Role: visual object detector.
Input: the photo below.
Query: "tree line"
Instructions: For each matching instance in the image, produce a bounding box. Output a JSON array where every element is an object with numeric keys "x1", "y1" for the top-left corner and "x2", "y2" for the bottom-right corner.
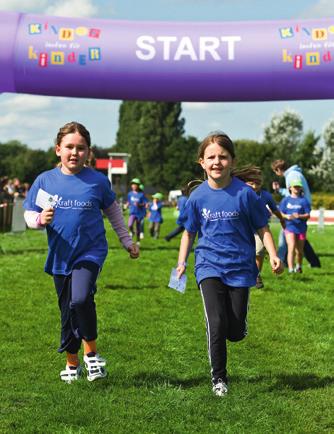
[{"x1": 1, "y1": 102, "x2": 334, "y2": 193}]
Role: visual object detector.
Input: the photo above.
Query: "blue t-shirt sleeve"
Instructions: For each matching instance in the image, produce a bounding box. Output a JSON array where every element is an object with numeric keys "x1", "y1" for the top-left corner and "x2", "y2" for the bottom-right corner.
[
  {"x1": 265, "y1": 191, "x2": 278, "y2": 212},
  {"x1": 23, "y1": 175, "x2": 43, "y2": 212},
  {"x1": 279, "y1": 197, "x2": 287, "y2": 213},
  {"x1": 182, "y1": 197, "x2": 200, "y2": 233},
  {"x1": 302, "y1": 198, "x2": 311, "y2": 214},
  {"x1": 243, "y1": 188, "x2": 269, "y2": 230},
  {"x1": 100, "y1": 176, "x2": 116, "y2": 209}
]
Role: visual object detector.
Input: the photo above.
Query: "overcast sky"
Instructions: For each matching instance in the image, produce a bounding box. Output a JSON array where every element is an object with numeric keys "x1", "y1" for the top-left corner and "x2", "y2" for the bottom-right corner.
[{"x1": 0, "y1": 0, "x2": 333, "y2": 150}]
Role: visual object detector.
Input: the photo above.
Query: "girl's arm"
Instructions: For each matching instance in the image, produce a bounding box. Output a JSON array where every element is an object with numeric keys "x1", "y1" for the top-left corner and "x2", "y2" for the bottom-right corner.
[
  {"x1": 24, "y1": 208, "x2": 54, "y2": 228},
  {"x1": 103, "y1": 202, "x2": 139, "y2": 258},
  {"x1": 273, "y1": 209, "x2": 286, "y2": 228},
  {"x1": 176, "y1": 229, "x2": 196, "y2": 278},
  {"x1": 294, "y1": 212, "x2": 310, "y2": 220},
  {"x1": 257, "y1": 225, "x2": 284, "y2": 274}
]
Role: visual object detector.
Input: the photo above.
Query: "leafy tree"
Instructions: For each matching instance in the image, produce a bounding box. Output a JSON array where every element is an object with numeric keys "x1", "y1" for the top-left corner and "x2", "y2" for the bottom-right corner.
[
  {"x1": 0, "y1": 141, "x2": 28, "y2": 179},
  {"x1": 323, "y1": 118, "x2": 334, "y2": 153},
  {"x1": 310, "y1": 119, "x2": 334, "y2": 192},
  {"x1": 294, "y1": 130, "x2": 322, "y2": 191},
  {"x1": 263, "y1": 109, "x2": 303, "y2": 161},
  {"x1": 0, "y1": 141, "x2": 57, "y2": 183},
  {"x1": 163, "y1": 135, "x2": 202, "y2": 189},
  {"x1": 114, "y1": 101, "x2": 145, "y2": 178},
  {"x1": 115, "y1": 101, "x2": 187, "y2": 190},
  {"x1": 137, "y1": 102, "x2": 185, "y2": 190}
]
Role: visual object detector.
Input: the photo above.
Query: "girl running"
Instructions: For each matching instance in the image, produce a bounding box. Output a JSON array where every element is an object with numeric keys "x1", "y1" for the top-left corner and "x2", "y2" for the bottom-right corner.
[
  {"x1": 279, "y1": 179, "x2": 310, "y2": 273},
  {"x1": 148, "y1": 193, "x2": 164, "y2": 239},
  {"x1": 176, "y1": 132, "x2": 283, "y2": 397},
  {"x1": 24, "y1": 122, "x2": 139, "y2": 383},
  {"x1": 126, "y1": 178, "x2": 146, "y2": 245}
]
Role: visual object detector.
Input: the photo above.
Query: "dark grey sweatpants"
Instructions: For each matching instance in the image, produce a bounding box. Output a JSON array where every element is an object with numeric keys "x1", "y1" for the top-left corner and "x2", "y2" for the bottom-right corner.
[{"x1": 199, "y1": 277, "x2": 250, "y2": 384}]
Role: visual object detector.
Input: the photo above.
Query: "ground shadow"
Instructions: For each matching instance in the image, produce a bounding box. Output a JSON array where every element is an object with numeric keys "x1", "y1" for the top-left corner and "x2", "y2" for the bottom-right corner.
[
  {"x1": 0, "y1": 247, "x2": 47, "y2": 255},
  {"x1": 130, "y1": 371, "x2": 208, "y2": 388},
  {"x1": 270, "y1": 373, "x2": 334, "y2": 391},
  {"x1": 82, "y1": 371, "x2": 208, "y2": 391},
  {"x1": 103, "y1": 283, "x2": 162, "y2": 291},
  {"x1": 318, "y1": 253, "x2": 334, "y2": 258},
  {"x1": 232, "y1": 373, "x2": 334, "y2": 391}
]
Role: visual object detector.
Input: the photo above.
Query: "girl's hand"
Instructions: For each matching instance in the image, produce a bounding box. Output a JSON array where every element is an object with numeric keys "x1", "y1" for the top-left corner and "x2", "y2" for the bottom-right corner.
[
  {"x1": 40, "y1": 207, "x2": 54, "y2": 225},
  {"x1": 176, "y1": 264, "x2": 186, "y2": 279},
  {"x1": 270, "y1": 256, "x2": 284, "y2": 274},
  {"x1": 128, "y1": 243, "x2": 140, "y2": 259}
]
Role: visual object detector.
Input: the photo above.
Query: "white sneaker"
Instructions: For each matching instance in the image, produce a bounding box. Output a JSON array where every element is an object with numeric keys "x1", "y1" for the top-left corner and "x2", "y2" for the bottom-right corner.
[
  {"x1": 60, "y1": 365, "x2": 82, "y2": 383},
  {"x1": 212, "y1": 379, "x2": 228, "y2": 397},
  {"x1": 140, "y1": 232, "x2": 144, "y2": 240},
  {"x1": 84, "y1": 353, "x2": 107, "y2": 382}
]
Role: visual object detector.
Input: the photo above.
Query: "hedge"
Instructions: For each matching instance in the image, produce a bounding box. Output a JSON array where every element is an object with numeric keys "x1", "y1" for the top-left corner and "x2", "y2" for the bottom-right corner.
[
  {"x1": 312, "y1": 193, "x2": 334, "y2": 210},
  {"x1": 272, "y1": 192, "x2": 334, "y2": 209}
]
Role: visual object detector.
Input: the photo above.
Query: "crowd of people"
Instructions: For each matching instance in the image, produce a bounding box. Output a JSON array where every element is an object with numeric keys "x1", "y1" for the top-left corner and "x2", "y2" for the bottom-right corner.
[
  {"x1": 0, "y1": 176, "x2": 29, "y2": 203},
  {"x1": 12, "y1": 121, "x2": 319, "y2": 398}
]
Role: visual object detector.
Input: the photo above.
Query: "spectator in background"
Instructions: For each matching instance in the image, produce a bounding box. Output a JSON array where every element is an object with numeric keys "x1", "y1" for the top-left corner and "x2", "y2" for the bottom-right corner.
[
  {"x1": 13, "y1": 178, "x2": 26, "y2": 198},
  {"x1": 271, "y1": 159, "x2": 320, "y2": 268},
  {"x1": 165, "y1": 189, "x2": 187, "y2": 242},
  {"x1": 0, "y1": 177, "x2": 13, "y2": 203}
]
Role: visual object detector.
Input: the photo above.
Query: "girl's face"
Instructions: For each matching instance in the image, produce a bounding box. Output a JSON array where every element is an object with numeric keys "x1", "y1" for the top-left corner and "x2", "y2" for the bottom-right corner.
[
  {"x1": 56, "y1": 132, "x2": 90, "y2": 175},
  {"x1": 290, "y1": 185, "x2": 302, "y2": 196},
  {"x1": 199, "y1": 142, "x2": 234, "y2": 187}
]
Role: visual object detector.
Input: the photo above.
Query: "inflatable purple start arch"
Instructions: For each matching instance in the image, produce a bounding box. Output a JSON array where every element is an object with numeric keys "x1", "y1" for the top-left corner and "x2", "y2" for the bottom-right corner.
[{"x1": 0, "y1": 11, "x2": 334, "y2": 102}]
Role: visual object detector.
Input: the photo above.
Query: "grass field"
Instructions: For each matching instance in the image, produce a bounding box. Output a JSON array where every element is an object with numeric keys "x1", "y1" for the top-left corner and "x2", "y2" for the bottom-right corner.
[{"x1": 0, "y1": 209, "x2": 333, "y2": 434}]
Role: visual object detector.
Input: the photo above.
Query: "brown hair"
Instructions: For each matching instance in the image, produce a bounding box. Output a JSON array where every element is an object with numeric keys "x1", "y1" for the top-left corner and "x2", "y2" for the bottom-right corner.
[
  {"x1": 185, "y1": 132, "x2": 262, "y2": 195},
  {"x1": 197, "y1": 131, "x2": 235, "y2": 161},
  {"x1": 55, "y1": 121, "x2": 91, "y2": 147},
  {"x1": 271, "y1": 159, "x2": 287, "y2": 172}
]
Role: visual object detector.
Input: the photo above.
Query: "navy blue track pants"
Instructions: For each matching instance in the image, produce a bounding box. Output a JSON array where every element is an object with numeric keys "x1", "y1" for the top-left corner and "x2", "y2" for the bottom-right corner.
[{"x1": 53, "y1": 261, "x2": 100, "y2": 354}]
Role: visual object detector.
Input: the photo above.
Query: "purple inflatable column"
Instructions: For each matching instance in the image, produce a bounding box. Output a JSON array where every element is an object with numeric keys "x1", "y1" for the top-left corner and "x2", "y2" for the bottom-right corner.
[{"x1": 0, "y1": 12, "x2": 21, "y2": 93}]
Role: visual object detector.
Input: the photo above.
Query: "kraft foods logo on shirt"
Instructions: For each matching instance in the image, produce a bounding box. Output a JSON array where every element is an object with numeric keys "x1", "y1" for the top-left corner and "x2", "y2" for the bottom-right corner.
[
  {"x1": 54, "y1": 196, "x2": 93, "y2": 210},
  {"x1": 201, "y1": 208, "x2": 239, "y2": 221}
]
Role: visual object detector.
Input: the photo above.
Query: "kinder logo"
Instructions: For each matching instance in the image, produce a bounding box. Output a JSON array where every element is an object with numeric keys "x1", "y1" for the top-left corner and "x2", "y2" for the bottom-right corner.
[{"x1": 201, "y1": 208, "x2": 239, "y2": 221}]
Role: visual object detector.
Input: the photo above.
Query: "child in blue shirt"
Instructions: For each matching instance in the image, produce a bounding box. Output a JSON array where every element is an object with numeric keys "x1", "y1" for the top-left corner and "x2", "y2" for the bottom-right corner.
[
  {"x1": 176, "y1": 131, "x2": 283, "y2": 397},
  {"x1": 279, "y1": 179, "x2": 310, "y2": 273},
  {"x1": 148, "y1": 193, "x2": 163, "y2": 238},
  {"x1": 126, "y1": 178, "x2": 146, "y2": 245},
  {"x1": 165, "y1": 190, "x2": 188, "y2": 241},
  {"x1": 138, "y1": 183, "x2": 148, "y2": 240},
  {"x1": 24, "y1": 122, "x2": 139, "y2": 383},
  {"x1": 246, "y1": 178, "x2": 285, "y2": 289}
]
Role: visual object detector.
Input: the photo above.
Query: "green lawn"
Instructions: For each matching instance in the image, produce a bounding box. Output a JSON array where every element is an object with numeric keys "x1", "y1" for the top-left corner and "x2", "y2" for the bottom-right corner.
[{"x1": 0, "y1": 209, "x2": 333, "y2": 434}]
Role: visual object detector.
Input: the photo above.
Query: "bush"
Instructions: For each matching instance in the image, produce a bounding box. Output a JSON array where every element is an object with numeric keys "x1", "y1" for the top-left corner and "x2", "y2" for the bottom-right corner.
[{"x1": 312, "y1": 192, "x2": 334, "y2": 209}]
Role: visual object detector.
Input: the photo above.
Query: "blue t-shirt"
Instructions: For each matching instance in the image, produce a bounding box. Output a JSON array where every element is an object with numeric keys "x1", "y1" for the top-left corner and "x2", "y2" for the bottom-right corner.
[
  {"x1": 138, "y1": 194, "x2": 148, "y2": 220},
  {"x1": 182, "y1": 178, "x2": 268, "y2": 287},
  {"x1": 127, "y1": 191, "x2": 146, "y2": 217},
  {"x1": 148, "y1": 201, "x2": 163, "y2": 223},
  {"x1": 177, "y1": 195, "x2": 187, "y2": 213},
  {"x1": 279, "y1": 196, "x2": 310, "y2": 234},
  {"x1": 24, "y1": 167, "x2": 116, "y2": 275}
]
